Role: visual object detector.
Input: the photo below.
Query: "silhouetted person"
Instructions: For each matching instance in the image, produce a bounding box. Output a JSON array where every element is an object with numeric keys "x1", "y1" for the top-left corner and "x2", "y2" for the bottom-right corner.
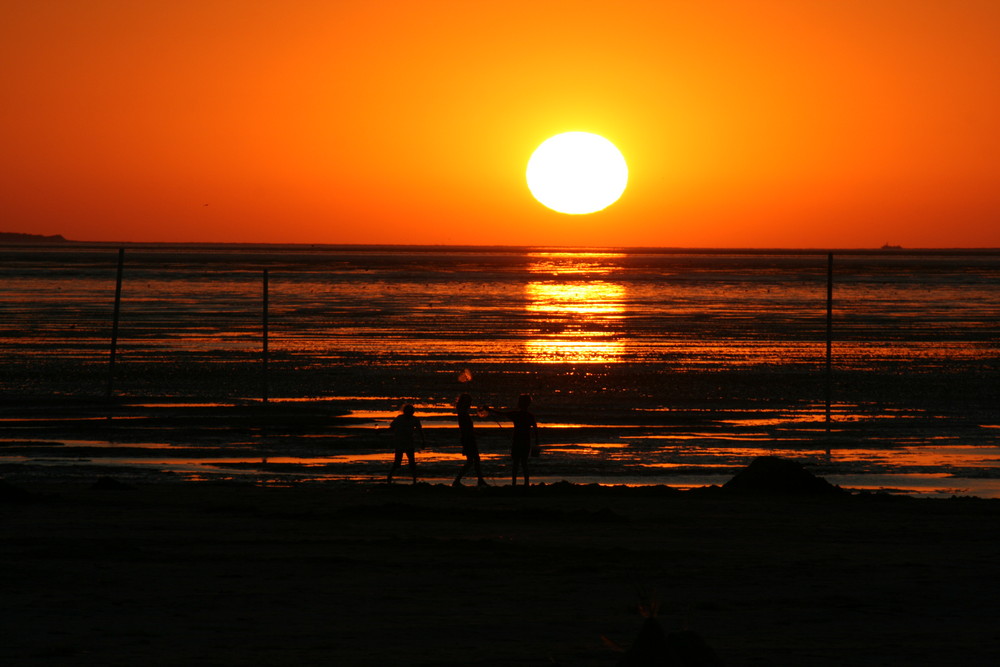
[
  {"x1": 492, "y1": 394, "x2": 538, "y2": 486},
  {"x1": 387, "y1": 404, "x2": 423, "y2": 484},
  {"x1": 453, "y1": 393, "x2": 487, "y2": 487}
]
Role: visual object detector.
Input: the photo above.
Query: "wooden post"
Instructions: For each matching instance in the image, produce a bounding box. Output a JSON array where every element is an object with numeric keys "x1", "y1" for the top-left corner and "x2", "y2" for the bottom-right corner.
[
  {"x1": 262, "y1": 268, "x2": 269, "y2": 403},
  {"x1": 825, "y1": 252, "x2": 833, "y2": 431},
  {"x1": 106, "y1": 248, "x2": 125, "y2": 400}
]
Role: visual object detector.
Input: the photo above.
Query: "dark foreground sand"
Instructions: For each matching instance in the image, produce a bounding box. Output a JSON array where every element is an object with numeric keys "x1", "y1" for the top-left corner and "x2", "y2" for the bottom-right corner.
[{"x1": 2, "y1": 479, "x2": 999, "y2": 666}]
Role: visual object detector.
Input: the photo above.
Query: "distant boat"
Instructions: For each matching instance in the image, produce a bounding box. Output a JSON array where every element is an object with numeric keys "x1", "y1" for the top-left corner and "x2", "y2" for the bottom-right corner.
[{"x1": 881, "y1": 243, "x2": 903, "y2": 250}]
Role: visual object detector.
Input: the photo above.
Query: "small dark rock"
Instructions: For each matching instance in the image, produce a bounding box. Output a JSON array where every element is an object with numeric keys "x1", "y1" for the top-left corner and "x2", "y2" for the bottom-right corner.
[{"x1": 619, "y1": 617, "x2": 724, "y2": 666}]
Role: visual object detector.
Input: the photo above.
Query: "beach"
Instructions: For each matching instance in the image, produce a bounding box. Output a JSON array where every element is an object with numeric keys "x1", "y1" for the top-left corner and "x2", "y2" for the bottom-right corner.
[
  {"x1": 2, "y1": 246, "x2": 999, "y2": 664},
  {"x1": 3, "y1": 478, "x2": 999, "y2": 666}
]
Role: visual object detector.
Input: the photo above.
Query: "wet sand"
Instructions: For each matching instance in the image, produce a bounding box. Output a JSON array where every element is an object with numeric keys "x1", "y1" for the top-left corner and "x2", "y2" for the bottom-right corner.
[
  {"x1": 2, "y1": 392, "x2": 999, "y2": 499},
  {"x1": 3, "y1": 479, "x2": 999, "y2": 666}
]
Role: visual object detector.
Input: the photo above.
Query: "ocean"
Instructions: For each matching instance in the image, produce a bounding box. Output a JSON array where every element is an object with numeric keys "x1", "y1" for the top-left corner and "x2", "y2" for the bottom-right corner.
[{"x1": 1, "y1": 244, "x2": 998, "y2": 496}]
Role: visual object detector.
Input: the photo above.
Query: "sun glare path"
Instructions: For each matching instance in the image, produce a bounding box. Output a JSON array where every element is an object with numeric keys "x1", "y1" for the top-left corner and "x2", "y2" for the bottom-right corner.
[
  {"x1": 524, "y1": 279, "x2": 627, "y2": 363},
  {"x1": 522, "y1": 252, "x2": 629, "y2": 363}
]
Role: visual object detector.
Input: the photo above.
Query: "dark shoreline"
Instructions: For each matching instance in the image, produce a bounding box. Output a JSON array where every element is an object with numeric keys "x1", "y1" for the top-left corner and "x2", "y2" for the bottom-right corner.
[{"x1": 3, "y1": 477, "x2": 999, "y2": 666}]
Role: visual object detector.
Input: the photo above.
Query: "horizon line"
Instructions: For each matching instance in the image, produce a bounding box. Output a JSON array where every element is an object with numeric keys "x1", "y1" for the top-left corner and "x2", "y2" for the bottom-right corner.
[{"x1": 2, "y1": 238, "x2": 999, "y2": 255}]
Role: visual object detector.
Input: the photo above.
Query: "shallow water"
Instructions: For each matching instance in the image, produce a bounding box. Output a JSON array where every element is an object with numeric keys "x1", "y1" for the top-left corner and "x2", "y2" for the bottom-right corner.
[{"x1": 1, "y1": 245, "x2": 997, "y2": 496}]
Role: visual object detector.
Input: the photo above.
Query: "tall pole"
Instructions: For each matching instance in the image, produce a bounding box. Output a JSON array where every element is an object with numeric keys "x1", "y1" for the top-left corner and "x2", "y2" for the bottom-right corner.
[
  {"x1": 825, "y1": 252, "x2": 833, "y2": 431},
  {"x1": 106, "y1": 248, "x2": 125, "y2": 400},
  {"x1": 262, "y1": 268, "x2": 269, "y2": 403}
]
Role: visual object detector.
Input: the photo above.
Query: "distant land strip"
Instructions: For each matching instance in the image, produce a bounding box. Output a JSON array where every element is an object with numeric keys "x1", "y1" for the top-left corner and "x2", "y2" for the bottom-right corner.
[{"x1": 0, "y1": 232, "x2": 69, "y2": 243}]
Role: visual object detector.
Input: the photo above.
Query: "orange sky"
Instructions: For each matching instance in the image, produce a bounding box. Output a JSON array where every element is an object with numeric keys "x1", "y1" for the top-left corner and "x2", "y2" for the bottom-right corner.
[{"x1": 3, "y1": 0, "x2": 999, "y2": 247}]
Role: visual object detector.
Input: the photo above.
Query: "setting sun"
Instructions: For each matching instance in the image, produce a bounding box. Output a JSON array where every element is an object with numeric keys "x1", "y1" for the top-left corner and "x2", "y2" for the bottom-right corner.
[{"x1": 526, "y1": 132, "x2": 629, "y2": 215}]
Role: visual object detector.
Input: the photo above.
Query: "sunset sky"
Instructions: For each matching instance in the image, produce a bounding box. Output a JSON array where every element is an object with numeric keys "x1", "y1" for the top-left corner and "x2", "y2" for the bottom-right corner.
[{"x1": 3, "y1": 0, "x2": 999, "y2": 248}]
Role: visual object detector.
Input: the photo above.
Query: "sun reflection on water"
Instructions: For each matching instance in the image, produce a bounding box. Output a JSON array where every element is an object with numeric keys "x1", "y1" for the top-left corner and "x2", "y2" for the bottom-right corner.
[{"x1": 524, "y1": 253, "x2": 627, "y2": 363}]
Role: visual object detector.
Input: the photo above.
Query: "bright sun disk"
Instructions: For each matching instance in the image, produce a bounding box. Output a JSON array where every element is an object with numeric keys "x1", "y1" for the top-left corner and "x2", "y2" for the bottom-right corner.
[{"x1": 526, "y1": 132, "x2": 628, "y2": 214}]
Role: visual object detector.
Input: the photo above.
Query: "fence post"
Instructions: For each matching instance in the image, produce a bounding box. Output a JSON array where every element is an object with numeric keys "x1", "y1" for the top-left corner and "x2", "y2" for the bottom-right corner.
[
  {"x1": 262, "y1": 268, "x2": 269, "y2": 403},
  {"x1": 106, "y1": 247, "x2": 125, "y2": 400},
  {"x1": 825, "y1": 252, "x2": 833, "y2": 431}
]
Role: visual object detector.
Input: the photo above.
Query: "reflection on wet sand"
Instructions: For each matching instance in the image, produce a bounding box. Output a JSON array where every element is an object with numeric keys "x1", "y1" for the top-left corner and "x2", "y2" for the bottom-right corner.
[
  {"x1": 9, "y1": 443, "x2": 997, "y2": 497},
  {"x1": 524, "y1": 252, "x2": 627, "y2": 363},
  {"x1": 5, "y1": 390, "x2": 997, "y2": 497}
]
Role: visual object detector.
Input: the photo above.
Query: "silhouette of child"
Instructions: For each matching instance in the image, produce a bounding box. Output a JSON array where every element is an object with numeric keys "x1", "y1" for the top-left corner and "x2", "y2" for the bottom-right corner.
[
  {"x1": 387, "y1": 404, "x2": 423, "y2": 484},
  {"x1": 453, "y1": 393, "x2": 487, "y2": 487},
  {"x1": 491, "y1": 394, "x2": 539, "y2": 486}
]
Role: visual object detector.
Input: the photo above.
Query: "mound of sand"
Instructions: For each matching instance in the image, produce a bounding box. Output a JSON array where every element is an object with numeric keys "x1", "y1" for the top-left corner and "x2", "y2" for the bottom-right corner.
[{"x1": 721, "y1": 455, "x2": 846, "y2": 496}]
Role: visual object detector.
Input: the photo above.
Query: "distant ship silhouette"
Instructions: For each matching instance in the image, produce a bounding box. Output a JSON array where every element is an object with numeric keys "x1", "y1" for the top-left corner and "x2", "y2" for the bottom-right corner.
[{"x1": 881, "y1": 242, "x2": 903, "y2": 250}]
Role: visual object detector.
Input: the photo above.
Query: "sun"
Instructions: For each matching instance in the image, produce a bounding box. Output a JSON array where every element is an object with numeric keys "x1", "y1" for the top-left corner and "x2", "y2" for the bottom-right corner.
[{"x1": 526, "y1": 132, "x2": 628, "y2": 215}]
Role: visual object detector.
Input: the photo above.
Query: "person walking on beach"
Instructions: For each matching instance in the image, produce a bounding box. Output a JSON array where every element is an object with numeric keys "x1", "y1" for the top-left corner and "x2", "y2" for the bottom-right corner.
[
  {"x1": 453, "y1": 393, "x2": 487, "y2": 487},
  {"x1": 387, "y1": 404, "x2": 424, "y2": 484},
  {"x1": 492, "y1": 394, "x2": 539, "y2": 487}
]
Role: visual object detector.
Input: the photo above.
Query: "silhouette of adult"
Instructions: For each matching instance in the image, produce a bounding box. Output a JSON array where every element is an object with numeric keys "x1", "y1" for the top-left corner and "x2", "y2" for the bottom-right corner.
[
  {"x1": 387, "y1": 404, "x2": 424, "y2": 484},
  {"x1": 492, "y1": 394, "x2": 539, "y2": 486},
  {"x1": 453, "y1": 393, "x2": 487, "y2": 487}
]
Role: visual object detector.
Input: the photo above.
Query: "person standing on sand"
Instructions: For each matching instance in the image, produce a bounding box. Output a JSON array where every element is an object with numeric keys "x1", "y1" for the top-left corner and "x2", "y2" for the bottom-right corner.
[
  {"x1": 453, "y1": 393, "x2": 487, "y2": 487},
  {"x1": 491, "y1": 394, "x2": 539, "y2": 487},
  {"x1": 387, "y1": 404, "x2": 424, "y2": 484}
]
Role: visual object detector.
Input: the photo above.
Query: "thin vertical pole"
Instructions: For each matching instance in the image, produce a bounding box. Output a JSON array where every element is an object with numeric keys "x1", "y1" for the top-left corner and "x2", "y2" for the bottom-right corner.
[
  {"x1": 825, "y1": 252, "x2": 833, "y2": 431},
  {"x1": 106, "y1": 248, "x2": 125, "y2": 400},
  {"x1": 262, "y1": 268, "x2": 269, "y2": 403}
]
